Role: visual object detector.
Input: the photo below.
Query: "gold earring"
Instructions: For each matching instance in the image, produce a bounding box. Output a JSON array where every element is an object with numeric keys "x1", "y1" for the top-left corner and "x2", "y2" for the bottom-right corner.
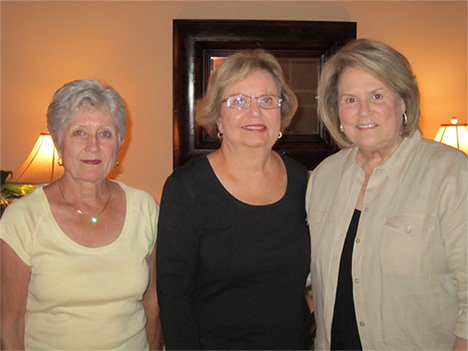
[
  {"x1": 114, "y1": 160, "x2": 120, "y2": 169},
  {"x1": 58, "y1": 157, "x2": 63, "y2": 166}
]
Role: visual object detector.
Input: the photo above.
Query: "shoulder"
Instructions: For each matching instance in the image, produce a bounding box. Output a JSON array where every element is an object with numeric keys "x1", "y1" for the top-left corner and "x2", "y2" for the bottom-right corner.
[
  {"x1": 170, "y1": 155, "x2": 209, "y2": 180},
  {"x1": 311, "y1": 148, "x2": 354, "y2": 180},
  {"x1": 280, "y1": 154, "x2": 308, "y2": 180},
  {"x1": 0, "y1": 187, "x2": 48, "y2": 264},
  {"x1": 306, "y1": 148, "x2": 355, "y2": 203},
  {"x1": 410, "y1": 139, "x2": 467, "y2": 196},
  {"x1": 416, "y1": 137, "x2": 468, "y2": 167},
  {"x1": 113, "y1": 181, "x2": 158, "y2": 212},
  {"x1": 115, "y1": 181, "x2": 155, "y2": 201},
  {"x1": 1, "y1": 186, "x2": 47, "y2": 222},
  {"x1": 162, "y1": 155, "x2": 211, "y2": 194}
]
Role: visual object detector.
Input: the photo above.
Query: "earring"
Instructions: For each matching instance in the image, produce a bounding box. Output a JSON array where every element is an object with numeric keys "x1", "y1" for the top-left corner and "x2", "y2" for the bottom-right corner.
[
  {"x1": 403, "y1": 112, "x2": 408, "y2": 126},
  {"x1": 58, "y1": 157, "x2": 63, "y2": 167},
  {"x1": 217, "y1": 131, "x2": 224, "y2": 139},
  {"x1": 340, "y1": 124, "x2": 344, "y2": 133},
  {"x1": 278, "y1": 132, "x2": 283, "y2": 139},
  {"x1": 114, "y1": 161, "x2": 120, "y2": 169}
]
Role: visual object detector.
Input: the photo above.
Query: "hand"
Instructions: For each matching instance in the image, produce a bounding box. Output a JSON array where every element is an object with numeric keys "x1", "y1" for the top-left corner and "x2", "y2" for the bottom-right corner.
[{"x1": 453, "y1": 337, "x2": 467, "y2": 351}]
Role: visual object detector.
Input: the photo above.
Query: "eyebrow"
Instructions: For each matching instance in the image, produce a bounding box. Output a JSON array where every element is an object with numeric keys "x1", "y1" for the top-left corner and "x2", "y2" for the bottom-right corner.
[
  {"x1": 227, "y1": 92, "x2": 279, "y2": 97},
  {"x1": 339, "y1": 87, "x2": 386, "y2": 96},
  {"x1": 369, "y1": 87, "x2": 385, "y2": 93}
]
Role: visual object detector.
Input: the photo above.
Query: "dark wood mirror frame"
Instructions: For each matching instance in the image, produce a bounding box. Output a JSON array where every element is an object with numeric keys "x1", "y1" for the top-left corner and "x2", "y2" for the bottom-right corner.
[{"x1": 173, "y1": 19, "x2": 356, "y2": 170}]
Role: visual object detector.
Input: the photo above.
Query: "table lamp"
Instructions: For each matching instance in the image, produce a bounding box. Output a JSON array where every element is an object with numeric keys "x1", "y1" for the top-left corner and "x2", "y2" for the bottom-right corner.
[
  {"x1": 434, "y1": 117, "x2": 468, "y2": 154},
  {"x1": 7, "y1": 132, "x2": 64, "y2": 184}
]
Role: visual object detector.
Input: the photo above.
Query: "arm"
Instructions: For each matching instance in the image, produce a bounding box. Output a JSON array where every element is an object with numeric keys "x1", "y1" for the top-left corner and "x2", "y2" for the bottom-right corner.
[
  {"x1": 143, "y1": 247, "x2": 164, "y2": 350},
  {"x1": 304, "y1": 285, "x2": 313, "y2": 313},
  {"x1": 1, "y1": 240, "x2": 31, "y2": 350},
  {"x1": 440, "y1": 157, "x2": 468, "y2": 345},
  {"x1": 156, "y1": 175, "x2": 201, "y2": 350}
]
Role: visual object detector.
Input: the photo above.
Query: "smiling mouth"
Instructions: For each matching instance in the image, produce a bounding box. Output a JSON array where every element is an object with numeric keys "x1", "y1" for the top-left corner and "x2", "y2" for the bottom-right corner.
[
  {"x1": 357, "y1": 124, "x2": 377, "y2": 129},
  {"x1": 242, "y1": 125, "x2": 266, "y2": 131}
]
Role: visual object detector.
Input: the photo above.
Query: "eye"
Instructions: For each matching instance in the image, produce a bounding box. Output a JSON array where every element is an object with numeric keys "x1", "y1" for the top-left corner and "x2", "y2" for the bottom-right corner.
[
  {"x1": 259, "y1": 96, "x2": 273, "y2": 104},
  {"x1": 345, "y1": 97, "x2": 356, "y2": 103},
  {"x1": 73, "y1": 130, "x2": 84, "y2": 136},
  {"x1": 233, "y1": 96, "x2": 247, "y2": 106},
  {"x1": 373, "y1": 93, "x2": 383, "y2": 100},
  {"x1": 100, "y1": 130, "x2": 112, "y2": 138}
]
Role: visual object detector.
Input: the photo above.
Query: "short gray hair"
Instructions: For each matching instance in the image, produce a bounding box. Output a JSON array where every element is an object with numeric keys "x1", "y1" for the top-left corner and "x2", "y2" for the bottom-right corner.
[{"x1": 47, "y1": 79, "x2": 127, "y2": 150}]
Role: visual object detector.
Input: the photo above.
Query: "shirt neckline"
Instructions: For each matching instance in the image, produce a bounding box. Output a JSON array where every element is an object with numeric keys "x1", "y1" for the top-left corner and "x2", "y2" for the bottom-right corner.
[
  {"x1": 202, "y1": 153, "x2": 290, "y2": 208},
  {"x1": 40, "y1": 180, "x2": 130, "y2": 252}
]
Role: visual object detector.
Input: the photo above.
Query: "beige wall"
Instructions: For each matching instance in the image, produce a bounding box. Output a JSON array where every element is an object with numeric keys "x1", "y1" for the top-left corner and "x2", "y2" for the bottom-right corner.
[{"x1": 1, "y1": 1, "x2": 467, "y2": 202}]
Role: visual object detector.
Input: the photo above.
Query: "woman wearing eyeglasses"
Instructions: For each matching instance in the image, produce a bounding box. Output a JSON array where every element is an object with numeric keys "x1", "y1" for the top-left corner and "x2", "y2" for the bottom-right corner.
[{"x1": 157, "y1": 50, "x2": 311, "y2": 350}]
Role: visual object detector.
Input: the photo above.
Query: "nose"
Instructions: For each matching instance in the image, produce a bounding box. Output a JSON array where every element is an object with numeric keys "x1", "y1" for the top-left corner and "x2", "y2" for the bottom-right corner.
[
  {"x1": 86, "y1": 135, "x2": 100, "y2": 152},
  {"x1": 359, "y1": 99, "x2": 371, "y2": 116},
  {"x1": 249, "y1": 99, "x2": 262, "y2": 117}
]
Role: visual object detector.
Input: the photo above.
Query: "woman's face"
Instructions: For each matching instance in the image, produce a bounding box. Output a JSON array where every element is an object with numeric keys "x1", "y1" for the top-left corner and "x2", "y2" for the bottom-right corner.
[
  {"x1": 217, "y1": 69, "x2": 281, "y2": 152},
  {"x1": 338, "y1": 67, "x2": 406, "y2": 156},
  {"x1": 59, "y1": 105, "x2": 119, "y2": 183}
]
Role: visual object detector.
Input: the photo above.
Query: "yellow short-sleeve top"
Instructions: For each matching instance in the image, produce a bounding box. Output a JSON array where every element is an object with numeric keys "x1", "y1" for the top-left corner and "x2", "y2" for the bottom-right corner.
[{"x1": 0, "y1": 181, "x2": 158, "y2": 350}]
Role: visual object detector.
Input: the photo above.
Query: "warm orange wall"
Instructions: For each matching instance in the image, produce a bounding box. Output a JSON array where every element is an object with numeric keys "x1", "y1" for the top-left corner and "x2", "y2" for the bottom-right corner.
[{"x1": 2, "y1": 1, "x2": 466, "y2": 201}]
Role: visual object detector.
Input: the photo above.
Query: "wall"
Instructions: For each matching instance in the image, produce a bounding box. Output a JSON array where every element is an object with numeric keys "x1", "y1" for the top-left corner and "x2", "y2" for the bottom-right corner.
[{"x1": 1, "y1": 1, "x2": 467, "y2": 202}]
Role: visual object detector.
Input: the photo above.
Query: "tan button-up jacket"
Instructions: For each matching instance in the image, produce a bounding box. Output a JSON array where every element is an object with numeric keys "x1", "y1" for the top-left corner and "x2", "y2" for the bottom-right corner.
[{"x1": 306, "y1": 131, "x2": 467, "y2": 350}]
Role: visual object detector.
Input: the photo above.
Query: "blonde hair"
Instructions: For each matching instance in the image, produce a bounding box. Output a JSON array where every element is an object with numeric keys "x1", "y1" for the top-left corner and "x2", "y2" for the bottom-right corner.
[
  {"x1": 317, "y1": 39, "x2": 420, "y2": 149},
  {"x1": 196, "y1": 49, "x2": 298, "y2": 137}
]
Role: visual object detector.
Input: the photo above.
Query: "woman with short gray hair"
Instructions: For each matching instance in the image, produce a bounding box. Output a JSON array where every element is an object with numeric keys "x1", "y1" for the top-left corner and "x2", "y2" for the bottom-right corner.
[{"x1": 1, "y1": 79, "x2": 163, "y2": 350}]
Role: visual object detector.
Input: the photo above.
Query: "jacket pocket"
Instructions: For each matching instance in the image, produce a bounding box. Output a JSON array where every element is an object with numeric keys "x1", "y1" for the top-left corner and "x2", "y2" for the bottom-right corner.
[{"x1": 381, "y1": 213, "x2": 435, "y2": 276}]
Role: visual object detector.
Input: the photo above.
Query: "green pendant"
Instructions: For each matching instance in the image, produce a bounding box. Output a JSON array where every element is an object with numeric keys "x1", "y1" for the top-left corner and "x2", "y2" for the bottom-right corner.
[{"x1": 91, "y1": 217, "x2": 98, "y2": 223}]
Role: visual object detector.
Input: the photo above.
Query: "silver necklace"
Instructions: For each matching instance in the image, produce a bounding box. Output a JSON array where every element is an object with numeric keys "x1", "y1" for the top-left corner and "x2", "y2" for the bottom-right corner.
[{"x1": 58, "y1": 180, "x2": 111, "y2": 224}]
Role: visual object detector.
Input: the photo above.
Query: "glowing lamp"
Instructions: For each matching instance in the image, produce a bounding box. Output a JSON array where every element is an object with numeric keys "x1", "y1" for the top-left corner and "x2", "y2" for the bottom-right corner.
[
  {"x1": 434, "y1": 117, "x2": 468, "y2": 154},
  {"x1": 8, "y1": 133, "x2": 64, "y2": 184}
]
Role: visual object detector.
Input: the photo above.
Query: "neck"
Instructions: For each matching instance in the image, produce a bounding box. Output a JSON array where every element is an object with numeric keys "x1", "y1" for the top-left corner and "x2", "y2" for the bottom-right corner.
[
  {"x1": 57, "y1": 176, "x2": 112, "y2": 223},
  {"x1": 356, "y1": 138, "x2": 402, "y2": 174},
  {"x1": 60, "y1": 175, "x2": 110, "y2": 201},
  {"x1": 218, "y1": 142, "x2": 274, "y2": 174}
]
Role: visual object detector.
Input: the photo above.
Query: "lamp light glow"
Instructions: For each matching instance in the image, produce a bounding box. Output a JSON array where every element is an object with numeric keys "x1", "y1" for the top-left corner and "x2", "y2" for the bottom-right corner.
[
  {"x1": 8, "y1": 133, "x2": 64, "y2": 184},
  {"x1": 434, "y1": 117, "x2": 468, "y2": 154}
]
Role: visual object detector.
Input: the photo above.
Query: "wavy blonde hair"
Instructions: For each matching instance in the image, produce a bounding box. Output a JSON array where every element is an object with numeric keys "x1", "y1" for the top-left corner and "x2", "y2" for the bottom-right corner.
[{"x1": 196, "y1": 49, "x2": 298, "y2": 137}]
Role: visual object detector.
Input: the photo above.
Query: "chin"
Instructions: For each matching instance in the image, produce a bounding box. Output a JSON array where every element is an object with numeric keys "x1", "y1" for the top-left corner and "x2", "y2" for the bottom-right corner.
[
  {"x1": 245, "y1": 140, "x2": 273, "y2": 149},
  {"x1": 81, "y1": 172, "x2": 109, "y2": 182}
]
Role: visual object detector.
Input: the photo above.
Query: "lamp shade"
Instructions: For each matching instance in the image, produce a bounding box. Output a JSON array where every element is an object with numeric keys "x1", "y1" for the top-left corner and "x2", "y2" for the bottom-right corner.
[
  {"x1": 8, "y1": 133, "x2": 64, "y2": 184},
  {"x1": 434, "y1": 117, "x2": 468, "y2": 154}
]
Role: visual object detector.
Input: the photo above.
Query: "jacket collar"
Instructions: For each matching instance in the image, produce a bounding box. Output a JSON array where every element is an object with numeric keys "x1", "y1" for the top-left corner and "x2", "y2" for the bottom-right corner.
[{"x1": 344, "y1": 130, "x2": 422, "y2": 181}]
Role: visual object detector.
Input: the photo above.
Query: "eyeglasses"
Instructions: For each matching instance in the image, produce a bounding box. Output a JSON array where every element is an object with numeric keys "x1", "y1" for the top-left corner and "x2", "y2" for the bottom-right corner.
[{"x1": 222, "y1": 94, "x2": 282, "y2": 110}]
